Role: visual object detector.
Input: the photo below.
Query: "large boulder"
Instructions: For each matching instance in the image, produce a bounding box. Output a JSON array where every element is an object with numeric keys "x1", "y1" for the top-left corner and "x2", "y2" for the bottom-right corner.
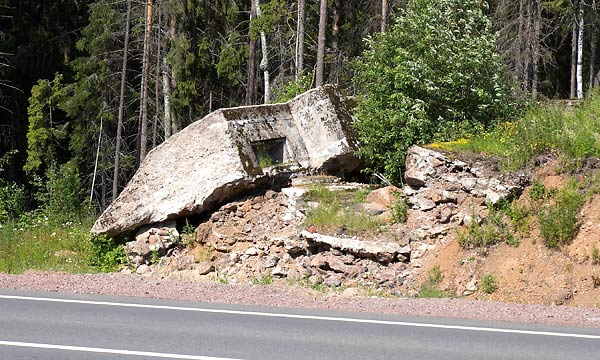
[{"x1": 92, "y1": 85, "x2": 361, "y2": 236}]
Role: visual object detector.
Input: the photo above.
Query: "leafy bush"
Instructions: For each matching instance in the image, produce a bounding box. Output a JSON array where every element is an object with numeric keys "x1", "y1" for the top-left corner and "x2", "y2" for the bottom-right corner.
[
  {"x1": 481, "y1": 274, "x2": 497, "y2": 294},
  {"x1": 33, "y1": 161, "x2": 83, "y2": 222},
  {"x1": 272, "y1": 71, "x2": 313, "y2": 103},
  {"x1": 537, "y1": 180, "x2": 584, "y2": 248},
  {"x1": 0, "y1": 181, "x2": 26, "y2": 223},
  {"x1": 353, "y1": 0, "x2": 517, "y2": 183},
  {"x1": 87, "y1": 234, "x2": 127, "y2": 272}
]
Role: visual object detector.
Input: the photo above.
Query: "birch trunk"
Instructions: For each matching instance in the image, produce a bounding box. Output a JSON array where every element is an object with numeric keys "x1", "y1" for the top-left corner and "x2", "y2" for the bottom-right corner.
[
  {"x1": 381, "y1": 0, "x2": 388, "y2": 32},
  {"x1": 576, "y1": 1, "x2": 585, "y2": 99},
  {"x1": 247, "y1": 0, "x2": 257, "y2": 104},
  {"x1": 255, "y1": 0, "x2": 270, "y2": 103}
]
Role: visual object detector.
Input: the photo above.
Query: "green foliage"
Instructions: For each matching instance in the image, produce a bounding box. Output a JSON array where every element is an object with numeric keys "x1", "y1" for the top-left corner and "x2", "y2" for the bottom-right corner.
[
  {"x1": 0, "y1": 216, "x2": 122, "y2": 274},
  {"x1": 537, "y1": 180, "x2": 584, "y2": 248},
  {"x1": 272, "y1": 72, "x2": 313, "y2": 103},
  {"x1": 0, "y1": 181, "x2": 26, "y2": 223},
  {"x1": 252, "y1": 273, "x2": 273, "y2": 285},
  {"x1": 529, "y1": 179, "x2": 548, "y2": 201},
  {"x1": 417, "y1": 265, "x2": 451, "y2": 298},
  {"x1": 33, "y1": 161, "x2": 83, "y2": 221},
  {"x1": 592, "y1": 245, "x2": 599, "y2": 265},
  {"x1": 481, "y1": 274, "x2": 497, "y2": 294},
  {"x1": 87, "y1": 234, "x2": 127, "y2": 272},
  {"x1": 457, "y1": 205, "x2": 517, "y2": 251},
  {"x1": 391, "y1": 195, "x2": 410, "y2": 223},
  {"x1": 504, "y1": 201, "x2": 530, "y2": 233},
  {"x1": 304, "y1": 186, "x2": 382, "y2": 235},
  {"x1": 353, "y1": 0, "x2": 517, "y2": 183},
  {"x1": 24, "y1": 73, "x2": 69, "y2": 175}
]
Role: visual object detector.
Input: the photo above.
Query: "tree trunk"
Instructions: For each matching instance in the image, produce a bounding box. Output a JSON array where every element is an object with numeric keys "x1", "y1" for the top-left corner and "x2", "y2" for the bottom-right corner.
[
  {"x1": 247, "y1": 0, "x2": 257, "y2": 104},
  {"x1": 169, "y1": 16, "x2": 178, "y2": 134},
  {"x1": 570, "y1": 0, "x2": 578, "y2": 99},
  {"x1": 255, "y1": 0, "x2": 270, "y2": 103},
  {"x1": 153, "y1": 3, "x2": 161, "y2": 149},
  {"x1": 139, "y1": 0, "x2": 153, "y2": 162},
  {"x1": 295, "y1": 0, "x2": 305, "y2": 80},
  {"x1": 315, "y1": 0, "x2": 327, "y2": 87},
  {"x1": 381, "y1": 0, "x2": 388, "y2": 32},
  {"x1": 112, "y1": 0, "x2": 132, "y2": 203},
  {"x1": 588, "y1": 0, "x2": 597, "y2": 92},
  {"x1": 330, "y1": 0, "x2": 340, "y2": 84},
  {"x1": 531, "y1": 0, "x2": 541, "y2": 98},
  {"x1": 576, "y1": 0, "x2": 584, "y2": 99}
]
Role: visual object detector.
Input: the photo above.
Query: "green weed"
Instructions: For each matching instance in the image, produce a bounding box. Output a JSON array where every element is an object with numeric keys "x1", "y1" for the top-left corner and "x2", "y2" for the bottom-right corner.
[
  {"x1": 537, "y1": 180, "x2": 584, "y2": 248},
  {"x1": 592, "y1": 245, "x2": 599, "y2": 265},
  {"x1": 481, "y1": 274, "x2": 497, "y2": 294}
]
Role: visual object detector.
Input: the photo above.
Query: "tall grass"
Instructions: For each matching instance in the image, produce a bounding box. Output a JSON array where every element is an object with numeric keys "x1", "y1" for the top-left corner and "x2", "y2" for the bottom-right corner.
[
  {"x1": 0, "y1": 215, "x2": 125, "y2": 274},
  {"x1": 441, "y1": 93, "x2": 600, "y2": 170}
]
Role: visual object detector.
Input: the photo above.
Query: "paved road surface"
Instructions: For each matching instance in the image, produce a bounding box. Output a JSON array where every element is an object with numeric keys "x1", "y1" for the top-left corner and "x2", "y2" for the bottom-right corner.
[{"x1": 0, "y1": 289, "x2": 599, "y2": 359}]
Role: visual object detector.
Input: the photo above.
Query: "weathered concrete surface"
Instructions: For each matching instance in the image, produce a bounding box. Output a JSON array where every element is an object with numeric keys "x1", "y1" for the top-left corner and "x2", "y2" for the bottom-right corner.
[
  {"x1": 300, "y1": 231, "x2": 411, "y2": 263},
  {"x1": 92, "y1": 85, "x2": 361, "y2": 236}
]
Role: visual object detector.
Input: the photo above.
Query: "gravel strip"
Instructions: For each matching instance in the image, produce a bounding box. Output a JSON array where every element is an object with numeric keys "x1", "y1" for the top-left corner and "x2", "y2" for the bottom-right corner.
[{"x1": 1, "y1": 272, "x2": 599, "y2": 329}]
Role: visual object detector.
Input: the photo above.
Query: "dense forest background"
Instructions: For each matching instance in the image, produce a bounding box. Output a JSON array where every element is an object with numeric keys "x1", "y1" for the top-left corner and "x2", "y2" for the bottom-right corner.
[{"x1": 1, "y1": 0, "x2": 599, "y2": 216}]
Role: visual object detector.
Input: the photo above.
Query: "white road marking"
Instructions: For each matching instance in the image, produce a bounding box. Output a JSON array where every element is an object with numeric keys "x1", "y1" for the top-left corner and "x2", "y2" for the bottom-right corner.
[
  {"x1": 1, "y1": 294, "x2": 599, "y2": 340},
  {"x1": 0, "y1": 340, "x2": 242, "y2": 359}
]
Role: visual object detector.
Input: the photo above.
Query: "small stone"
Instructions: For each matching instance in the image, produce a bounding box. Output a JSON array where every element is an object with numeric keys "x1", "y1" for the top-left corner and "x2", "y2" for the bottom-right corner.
[
  {"x1": 264, "y1": 255, "x2": 279, "y2": 268},
  {"x1": 136, "y1": 264, "x2": 151, "y2": 275},
  {"x1": 196, "y1": 262, "x2": 215, "y2": 275},
  {"x1": 245, "y1": 247, "x2": 259, "y2": 256}
]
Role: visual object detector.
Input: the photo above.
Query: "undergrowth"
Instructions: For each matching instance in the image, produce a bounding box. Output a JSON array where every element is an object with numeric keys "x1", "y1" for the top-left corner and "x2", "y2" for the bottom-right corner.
[
  {"x1": 0, "y1": 215, "x2": 126, "y2": 274},
  {"x1": 304, "y1": 186, "x2": 383, "y2": 235}
]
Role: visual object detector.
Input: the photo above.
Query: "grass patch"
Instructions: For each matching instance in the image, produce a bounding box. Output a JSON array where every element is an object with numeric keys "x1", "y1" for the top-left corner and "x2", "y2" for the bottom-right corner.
[
  {"x1": 592, "y1": 245, "x2": 599, "y2": 265},
  {"x1": 304, "y1": 186, "x2": 383, "y2": 235},
  {"x1": 436, "y1": 93, "x2": 600, "y2": 171},
  {"x1": 536, "y1": 179, "x2": 584, "y2": 248},
  {"x1": 417, "y1": 265, "x2": 453, "y2": 298},
  {"x1": 0, "y1": 214, "x2": 126, "y2": 274},
  {"x1": 456, "y1": 205, "x2": 517, "y2": 252}
]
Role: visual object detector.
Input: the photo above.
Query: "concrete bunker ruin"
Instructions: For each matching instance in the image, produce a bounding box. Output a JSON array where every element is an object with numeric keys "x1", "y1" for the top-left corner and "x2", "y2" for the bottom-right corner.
[{"x1": 92, "y1": 85, "x2": 362, "y2": 236}]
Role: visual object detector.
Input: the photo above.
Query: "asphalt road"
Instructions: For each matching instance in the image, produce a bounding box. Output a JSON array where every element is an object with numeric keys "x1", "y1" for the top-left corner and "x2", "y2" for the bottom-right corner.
[{"x1": 0, "y1": 289, "x2": 599, "y2": 360}]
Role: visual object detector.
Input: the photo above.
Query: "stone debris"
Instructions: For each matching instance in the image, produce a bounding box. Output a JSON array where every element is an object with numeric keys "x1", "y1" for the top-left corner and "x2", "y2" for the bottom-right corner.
[{"x1": 123, "y1": 145, "x2": 530, "y2": 294}]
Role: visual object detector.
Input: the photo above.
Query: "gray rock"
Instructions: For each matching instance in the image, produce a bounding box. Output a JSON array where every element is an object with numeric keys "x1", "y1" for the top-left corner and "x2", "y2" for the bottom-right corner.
[
  {"x1": 301, "y1": 231, "x2": 410, "y2": 263},
  {"x1": 92, "y1": 85, "x2": 361, "y2": 236},
  {"x1": 264, "y1": 255, "x2": 280, "y2": 268},
  {"x1": 125, "y1": 221, "x2": 179, "y2": 267},
  {"x1": 197, "y1": 262, "x2": 215, "y2": 275}
]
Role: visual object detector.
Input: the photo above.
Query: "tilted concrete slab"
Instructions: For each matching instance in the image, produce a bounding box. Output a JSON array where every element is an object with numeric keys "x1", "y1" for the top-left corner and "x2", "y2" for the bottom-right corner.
[{"x1": 92, "y1": 85, "x2": 361, "y2": 236}]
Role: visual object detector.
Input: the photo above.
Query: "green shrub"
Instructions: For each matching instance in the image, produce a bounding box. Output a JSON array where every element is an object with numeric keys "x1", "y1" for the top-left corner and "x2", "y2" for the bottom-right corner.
[
  {"x1": 481, "y1": 274, "x2": 497, "y2": 294},
  {"x1": 537, "y1": 180, "x2": 584, "y2": 248},
  {"x1": 272, "y1": 71, "x2": 313, "y2": 103},
  {"x1": 353, "y1": 0, "x2": 518, "y2": 183},
  {"x1": 87, "y1": 234, "x2": 127, "y2": 272},
  {"x1": 0, "y1": 181, "x2": 26, "y2": 222},
  {"x1": 592, "y1": 245, "x2": 599, "y2": 265},
  {"x1": 391, "y1": 195, "x2": 410, "y2": 223},
  {"x1": 33, "y1": 161, "x2": 83, "y2": 222},
  {"x1": 457, "y1": 206, "x2": 516, "y2": 251}
]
